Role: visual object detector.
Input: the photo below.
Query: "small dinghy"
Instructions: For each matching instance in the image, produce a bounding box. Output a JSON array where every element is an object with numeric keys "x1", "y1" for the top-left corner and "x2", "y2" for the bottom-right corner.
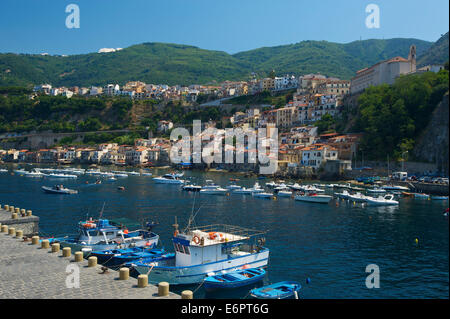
[
  {"x1": 250, "y1": 281, "x2": 301, "y2": 299},
  {"x1": 91, "y1": 247, "x2": 173, "y2": 268},
  {"x1": 204, "y1": 268, "x2": 266, "y2": 290}
]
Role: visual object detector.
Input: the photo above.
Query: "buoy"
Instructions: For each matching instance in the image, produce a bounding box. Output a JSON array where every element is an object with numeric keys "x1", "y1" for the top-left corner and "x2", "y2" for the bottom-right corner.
[
  {"x1": 306, "y1": 277, "x2": 311, "y2": 284},
  {"x1": 415, "y1": 238, "x2": 419, "y2": 244}
]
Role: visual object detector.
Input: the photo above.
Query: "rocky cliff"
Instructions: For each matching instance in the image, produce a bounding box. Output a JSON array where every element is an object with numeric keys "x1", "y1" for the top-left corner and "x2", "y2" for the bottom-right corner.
[{"x1": 413, "y1": 93, "x2": 449, "y2": 175}]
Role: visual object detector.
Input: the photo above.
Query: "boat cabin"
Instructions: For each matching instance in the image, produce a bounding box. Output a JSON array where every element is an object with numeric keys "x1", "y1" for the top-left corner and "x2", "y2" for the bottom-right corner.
[
  {"x1": 172, "y1": 224, "x2": 266, "y2": 267},
  {"x1": 77, "y1": 219, "x2": 125, "y2": 244}
]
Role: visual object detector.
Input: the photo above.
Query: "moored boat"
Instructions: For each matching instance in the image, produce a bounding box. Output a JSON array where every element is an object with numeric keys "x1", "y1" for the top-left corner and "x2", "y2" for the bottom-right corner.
[
  {"x1": 42, "y1": 185, "x2": 78, "y2": 194},
  {"x1": 295, "y1": 193, "x2": 332, "y2": 204},
  {"x1": 431, "y1": 195, "x2": 449, "y2": 200},
  {"x1": 250, "y1": 281, "x2": 301, "y2": 299},
  {"x1": 204, "y1": 268, "x2": 266, "y2": 290},
  {"x1": 365, "y1": 194, "x2": 399, "y2": 206},
  {"x1": 153, "y1": 173, "x2": 184, "y2": 184},
  {"x1": 252, "y1": 192, "x2": 274, "y2": 199},
  {"x1": 125, "y1": 221, "x2": 269, "y2": 285},
  {"x1": 90, "y1": 247, "x2": 173, "y2": 268}
]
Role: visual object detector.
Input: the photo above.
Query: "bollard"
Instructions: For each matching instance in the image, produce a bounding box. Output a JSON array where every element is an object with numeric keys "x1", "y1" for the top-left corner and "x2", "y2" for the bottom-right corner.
[
  {"x1": 158, "y1": 281, "x2": 169, "y2": 296},
  {"x1": 1, "y1": 225, "x2": 8, "y2": 233},
  {"x1": 11, "y1": 213, "x2": 18, "y2": 219},
  {"x1": 31, "y1": 236, "x2": 39, "y2": 245},
  {"x1": 26, "y1": 210, "x2": 32, "y2": 217},
  {"x1": 51, "y1": 243, "x2": 60, "y2": 253},
  {"x1": 41, "y1": 239, "x2": 50, "y2": 249},
  {"x1": 14, "y1": 207, "x2": 20, "y2": 214},
  {"x1": 88, "y1": 256, "x2": 97, "y2": 267},
  {"x1": 15, "y1": 230, "x2": 23, "y2": 238},
  {"x1": 4, "y1": 205, "x2": 9, "y2": 211},
  {"x1": 9, "y1": 206, "x2": 14, "y2": 213},
  {"x1": 62, "y1": 247, "x2": 71, "y2": 257},
  {"x1": 181, "y1": 290, "x2": 193, "y2": 299},
  {"x1": 8, "y1": 227, "x2": 16, "y2": 236},
  {"x1": 138, "y1": 275, "x2": 148, "y2": 288},
  {"x1": 119, "y1": 268, "x2": 129, "y2": 280},
  {"x1": 74, "y1": 251, "x2": 83, "y2": 262},
  {"x1": 0, "y1": 204, "x2": 2, "y2": 210},
  {"x1": 20, "y1": 209, "x2": 25, "y2": 216}
]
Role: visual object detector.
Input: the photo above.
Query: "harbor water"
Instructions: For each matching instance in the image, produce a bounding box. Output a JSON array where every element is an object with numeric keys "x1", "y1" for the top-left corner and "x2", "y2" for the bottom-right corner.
[{"x1": 0, "y1": 165, "x2": 448, "y2": 299}]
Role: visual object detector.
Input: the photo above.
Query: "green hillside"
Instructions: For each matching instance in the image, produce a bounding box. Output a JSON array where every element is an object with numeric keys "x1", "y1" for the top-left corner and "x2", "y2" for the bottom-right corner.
[
  {"x1": 417, "y1": 32, "x2": 449, "y2": 66},
  {"x1": 0, "y1": 37, "x2": 437, "y2": 87}
]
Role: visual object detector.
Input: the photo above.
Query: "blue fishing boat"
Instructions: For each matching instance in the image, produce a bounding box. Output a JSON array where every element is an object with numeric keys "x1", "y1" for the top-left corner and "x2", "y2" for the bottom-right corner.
[
  {"x1": 91, "y1": 247, "x2": 173, "y2": 268},
  {"x1": 204, "y1": 268, "x2": 266, "y2": 290},
  {"x1": 55, "y1": 218, "x2": 159, "y2": 255},
  {"x1": 250, "y1": 281, "x2": 301, "y2": 299}
]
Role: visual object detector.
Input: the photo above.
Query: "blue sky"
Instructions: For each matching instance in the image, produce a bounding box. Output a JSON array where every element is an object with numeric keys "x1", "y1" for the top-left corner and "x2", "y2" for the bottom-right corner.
[{"x1": 0, "y1": 0, "x2": 448, "y2": 55}]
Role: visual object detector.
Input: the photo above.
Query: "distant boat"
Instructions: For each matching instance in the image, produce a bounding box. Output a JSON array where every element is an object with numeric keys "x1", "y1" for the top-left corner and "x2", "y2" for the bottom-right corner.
[
  {"x1": 183, "y1": 184, "x2": 202, "y2": 192},
  {"x1": 90, "y1": 247, "x2": 172, "y2": 268},
  {"x1": 365, "y1": 194, "x2": 399, "y2": 206},
  {"x1": 42, "y1": 185, "x2": 78, "y2": 194},
  {"x1": 200, "y1": 187, "x2": 228, "y2": 195},
  {"x1": 382, "y1": 185, "x2": 409, "y2": 191},
  {"x1": 226, "y1": 184, "x2": 242, "y2": 191},
  {"x1": 295, "y1": 193, "x2": 332, "y2": 204},
  {"x1": 431, "y1": 196, "x2": 448, "y2": 200},
  {"x1": 46, "y1": 173, "x2": 77, "y2": 179},
  {"x1": 414, "y1": 193, "x2": 430, "y2": 200},
  {"x1": 335, "y1": 190, "x2": 351, "y2": 200},
  {"x1": 250, "y1": 281, "x2": 301, "y2": 299},
  {"x1": 0, "y1": 168, "x2": 8, "y2": 173},
  {"x1": 24, "y1": 171, "x2": 44, "y2": 178},
  {"x1": 252, "y1": 192, "x2": 274, "y2": 199},
  {"x1": 347, "y1": 192, "x2": 370, "y2": 203},
  {"x1": 367, "y1": 187, "x2": 386, "y2": 194},
  {"x1": 127, "y1": 171, "x2": 140, "y2": 175},
  {"x1": 204, "y1": 268, "x2": 266, "y2": 290},
  {"x1": 153, "y1": 173, "x2": 184, "y2": 184},
  {"x1": 277, "y1": 190, "x2": 293, "y2": 197},
  {"x1": 141, "y1": 172, "x2": 153, "y2": 176}
]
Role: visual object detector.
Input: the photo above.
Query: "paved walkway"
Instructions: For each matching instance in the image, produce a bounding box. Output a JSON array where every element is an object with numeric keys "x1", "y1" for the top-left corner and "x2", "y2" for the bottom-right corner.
[{"x1": 0, "y1": 233, "x2": 180, "y2": 299}]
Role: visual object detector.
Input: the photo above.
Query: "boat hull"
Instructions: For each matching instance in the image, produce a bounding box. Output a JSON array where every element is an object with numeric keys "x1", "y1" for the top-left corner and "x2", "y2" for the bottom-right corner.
[
  {"x1": 129, "y1": 249, "x2": 269, "y2": 285},
  {"x1": 295, "y1": 195, "x2": 332, "y2": 203}
]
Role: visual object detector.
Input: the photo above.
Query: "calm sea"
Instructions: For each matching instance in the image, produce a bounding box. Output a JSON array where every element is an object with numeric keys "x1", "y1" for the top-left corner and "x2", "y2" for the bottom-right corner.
[{"x1": 0, "y1": 164, "x2": 448, "y2": 299}]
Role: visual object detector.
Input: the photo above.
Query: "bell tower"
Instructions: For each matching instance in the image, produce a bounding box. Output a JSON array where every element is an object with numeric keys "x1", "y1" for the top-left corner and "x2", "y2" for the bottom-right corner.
[{"x1": 408, "y1": 45, "x2": 417, "y2": 73}]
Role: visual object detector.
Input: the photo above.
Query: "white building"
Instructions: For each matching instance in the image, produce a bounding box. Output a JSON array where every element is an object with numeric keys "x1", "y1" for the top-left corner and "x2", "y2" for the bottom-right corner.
[{"x1": 301, "y1": 144, "x2": 338, "y2": 169}]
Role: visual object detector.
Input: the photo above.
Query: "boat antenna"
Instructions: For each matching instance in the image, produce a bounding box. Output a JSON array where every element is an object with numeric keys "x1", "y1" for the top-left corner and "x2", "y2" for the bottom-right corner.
[{"x1": 98, "y1": 202, "x2": 105, "y2": 219}]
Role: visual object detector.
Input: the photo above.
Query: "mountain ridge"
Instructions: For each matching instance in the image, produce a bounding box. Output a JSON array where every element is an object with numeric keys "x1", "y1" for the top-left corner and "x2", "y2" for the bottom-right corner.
[{"x1": 0, "y1": 35, "x2": 447, "y2": 87}]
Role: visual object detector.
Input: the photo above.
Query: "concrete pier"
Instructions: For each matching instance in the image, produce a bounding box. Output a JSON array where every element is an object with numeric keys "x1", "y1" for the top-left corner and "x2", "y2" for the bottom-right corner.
[
  {"x1": 0, "y1": 232, "x2": 180, "y2": 299},
  {"x1": 0, "y1": 206, "x2": 39, "y2": 237}
]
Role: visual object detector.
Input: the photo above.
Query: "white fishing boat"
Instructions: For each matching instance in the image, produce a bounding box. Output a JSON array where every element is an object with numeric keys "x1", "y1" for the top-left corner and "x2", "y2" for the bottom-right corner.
[
  {"x1": 252, "y1": 192, "x2": 274, "y2": 199},
  {"x1": 295, "y1": 193, "x2": 332, "y2": 204},
  {"x1": 153, "y1": 173, "x2": 184, "y2": 184},
  {"x1": 365, "y1": 194, "x2": 399, "y2": 206},
  {"x1": 126, "y1": 221, "x2": 269, "y2": 285}
]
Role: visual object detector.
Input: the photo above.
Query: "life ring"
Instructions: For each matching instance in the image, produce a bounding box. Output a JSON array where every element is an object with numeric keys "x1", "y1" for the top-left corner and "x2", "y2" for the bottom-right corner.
[{"x1": 193, "y1": 235, "x2": 201, "y2": 245}]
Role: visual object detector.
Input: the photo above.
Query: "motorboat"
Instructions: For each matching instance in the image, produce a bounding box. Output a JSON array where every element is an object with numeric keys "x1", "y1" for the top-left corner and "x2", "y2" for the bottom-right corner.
[
  {"x1": 382, "y1": 185, "x2": 409, "y2": 191},
  {"x1": 182, "y1": 184, "x2": 202, "y2": 192},
  {"x1": 265, "y1": 181, "x2": 280, "y2": 189},
  {"x1": 42, "y1": 185, "x2": 78, "y2": 194},
  {"x1": 232, "y1": 187, "x2": 254, "y2": 195},
  {"x1": 200, "y1": 187, "x2": 228, "y2": 195},
  {"x1": 250, "y1": 281, "x2": 301, "y2": 299},
  {"x1": 335, "y1": 190, "x2": 351, "y2": 200},
  {"x1": 277, "y1": 190, "x2": 293, "y2": 197},
  {"x1": 0, "y1": 168, "x2": 8, "y2": 173},
  {"x1": 226, "y1": 184, "x2": 242, "y2": 191},
  {"x1": 301, "y1": 185, "x2": 325, "y2": 193},
  {"x1": 295, "y1": 193, "x2": 332, "y2": 204},
  {"x1": 367, "y1": 187, "x2": 386, "y2": 194},
  {"x1": 46, "y1": 173, "x2": 77, "y2": 179},
  {"x1": 414, "y1": 193, "x2": 430, "y2": 200},
  {"x1": 153, "y1": 173, "x2": 184, "y2": 184},
  {"x1": 24, "y1": 171, "x2": 44, "y2": 177},
  {"x1": 347, "y1": 192, "x2": 370, "y2": 203},
  {"x1": 114, "y1": 173, "x2": 128, "y2": 178},
  {"x1": 204, "y1": 268, "x2": 266, "y2": 290},
  {"x1": 127, "y1": 171, "x2": 140, "y2": 175},
  {"x1": 125, "y1": 222, "x2": 269, "y2": 285},
  {"x1": 250, "y1": 182, "x2": 265, "y2": 194},
  {"x1": 431, "y1": 196, "x2": 448, "y2": 200},
  {"x1": 141, "y1": 172, "x2": 153, "y2": 176},
  {"x1": 13, "y1": 169, "x2": 27, "y2": 175},
  {"x1": 252, "y1": 192, "x2": 274, "y2": 199},
  {"x1": 365, "y1": 194, "x2": 399, "y2": 206},
  {"x1": 289, "y1": 183, "x2": 303, "y2": 191}
]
